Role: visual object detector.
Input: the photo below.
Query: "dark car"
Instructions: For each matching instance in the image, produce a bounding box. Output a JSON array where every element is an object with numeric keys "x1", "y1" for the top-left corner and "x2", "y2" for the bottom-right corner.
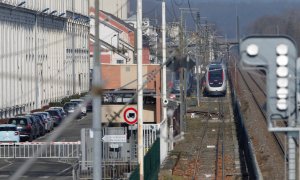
[
  {"x1": 15, "y1": 114, "x2": 39, "y2": 139},
  {"x1": 33, "y1": 112, "x2": 54, "y2": 132},
  {"x1": 8, "y1": 116, "x2": 35, "y2": 141},
  {"x1": 45, "y1": 109, "x2": 63, "y2": 126},
  {"x1": 49, "y1": 107, "x2": 67, "y2": 119},
  {"x1": 21, "y1": 115, "x2": 40, "y2": 139},
  {"x1": 30, "y1": 114, "x2": 46, "y2": 136}
]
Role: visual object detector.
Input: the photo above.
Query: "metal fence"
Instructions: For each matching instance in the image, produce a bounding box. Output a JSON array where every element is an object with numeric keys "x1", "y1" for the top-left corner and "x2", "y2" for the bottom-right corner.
[
  {"x1": 0, "y1": 141, "x2": 81, "y2": 158},
  {"x1": 76, "y1": 161, "x2": 138, "y2": 180},
  {"x1": 129, "y1": 138, "x2": 160, "y2": 180},
  {"x1": 79, "y1": 125, "x2": 159, "y2": 179}
]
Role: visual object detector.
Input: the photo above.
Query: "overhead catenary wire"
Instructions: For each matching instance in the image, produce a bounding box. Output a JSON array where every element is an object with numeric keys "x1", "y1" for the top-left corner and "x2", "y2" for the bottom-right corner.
[{"x1": 9, "y1": 47, "x2": 178, "y2": 180}]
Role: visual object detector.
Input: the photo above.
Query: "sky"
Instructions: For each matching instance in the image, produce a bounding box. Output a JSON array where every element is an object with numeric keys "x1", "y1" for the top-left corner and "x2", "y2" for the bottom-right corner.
[{"x1": 130, "y1": 0, "x2": 300, "y2": 39}]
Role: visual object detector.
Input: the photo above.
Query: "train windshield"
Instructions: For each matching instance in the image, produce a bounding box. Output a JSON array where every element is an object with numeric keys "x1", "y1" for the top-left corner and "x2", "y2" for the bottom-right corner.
[{"x1": 208, "y1": 65, "x2": 223, "y2": 87}]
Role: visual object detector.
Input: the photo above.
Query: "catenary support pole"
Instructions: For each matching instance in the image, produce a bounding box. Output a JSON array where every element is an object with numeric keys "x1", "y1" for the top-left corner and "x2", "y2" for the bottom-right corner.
[
  {"x1": 92, "y1": 0, "x2": 102, "y2": 179},
  {"x1": 137, "y1": 0, "x2": 144, "y2": 179},
  {"x1": 161, "y1": 0, "x2": 171, "y2": 150}
]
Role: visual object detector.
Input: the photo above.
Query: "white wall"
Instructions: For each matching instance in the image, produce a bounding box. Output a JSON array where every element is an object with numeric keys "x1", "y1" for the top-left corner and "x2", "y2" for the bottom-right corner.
[
  {"x1": 2, "y1": 0, "x2": 89, "y2": 16},
  {"x1": 0, "y1": 2, "x2": 89, "y2": 118}
]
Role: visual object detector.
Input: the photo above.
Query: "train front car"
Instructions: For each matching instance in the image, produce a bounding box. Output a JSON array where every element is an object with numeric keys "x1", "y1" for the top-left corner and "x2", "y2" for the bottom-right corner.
[{"x1": 204, "y1": 63, "x2": 227, "y2": 96}]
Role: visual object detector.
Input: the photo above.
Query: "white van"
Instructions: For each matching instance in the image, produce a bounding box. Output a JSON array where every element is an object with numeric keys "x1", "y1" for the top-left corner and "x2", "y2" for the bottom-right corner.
[{"x1": 70, "y1": 99, "x2": 87, "y2": 115}]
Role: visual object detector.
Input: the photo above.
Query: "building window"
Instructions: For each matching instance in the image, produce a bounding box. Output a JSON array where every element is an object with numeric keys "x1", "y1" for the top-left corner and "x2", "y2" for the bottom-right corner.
[{"x1": 116, "y1": 60, "x2": 124, "y2": 64}]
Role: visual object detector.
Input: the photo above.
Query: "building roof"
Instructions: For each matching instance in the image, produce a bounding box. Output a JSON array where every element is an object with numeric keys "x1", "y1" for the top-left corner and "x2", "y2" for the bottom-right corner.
[{"x1": 100, "y1": 10, "x2": 135, "y2": 32}]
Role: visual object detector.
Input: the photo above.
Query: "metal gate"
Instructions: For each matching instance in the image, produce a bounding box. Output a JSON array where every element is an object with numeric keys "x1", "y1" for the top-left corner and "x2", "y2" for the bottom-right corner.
[
  {"x1": 0, "y1": 142, "x2": 80, "y2": 158},
  {"x1": 80, "y1": 125, "x2": 159, "y2": 179}
]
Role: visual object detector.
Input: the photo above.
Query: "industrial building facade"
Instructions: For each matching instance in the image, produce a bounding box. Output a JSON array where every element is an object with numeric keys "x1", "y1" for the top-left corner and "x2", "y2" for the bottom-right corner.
[{"x1": 0, "y1": 0, "x2": 89, "y2": 118}]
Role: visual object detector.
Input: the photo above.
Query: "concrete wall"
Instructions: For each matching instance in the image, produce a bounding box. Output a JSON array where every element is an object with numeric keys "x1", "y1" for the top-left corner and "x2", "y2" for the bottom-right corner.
[
  {"x1": 101, "y1": 64, "x2": 162, "y2": 123},
  {"x1": 101, "y1": 64, "x2": 161, "y2": 90}
]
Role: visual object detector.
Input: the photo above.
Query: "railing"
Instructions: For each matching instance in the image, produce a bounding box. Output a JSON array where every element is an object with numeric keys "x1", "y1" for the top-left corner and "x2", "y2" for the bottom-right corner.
[
  {"x1": 0, "y1": 141, "x2": 80, "y2": 158},
  {"x1": 76, "y1": 161, "x2": 138, "y2": 180}
]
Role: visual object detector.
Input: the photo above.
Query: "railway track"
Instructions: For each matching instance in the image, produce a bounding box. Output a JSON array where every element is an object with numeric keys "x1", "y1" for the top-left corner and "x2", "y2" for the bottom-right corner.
[
  {"x1": 228, "y1": 53, "x2": 285, "y2": 179},
  {"x1": 238, "y1": 68, "x2": 285, "y2": 157},
  {"x1": 190, "y1": 97, "x2": 227, "y2": 179}
]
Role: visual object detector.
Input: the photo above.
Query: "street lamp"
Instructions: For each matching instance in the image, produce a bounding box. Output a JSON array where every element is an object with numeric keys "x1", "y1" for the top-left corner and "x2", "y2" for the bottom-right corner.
[
  {"x1": 58, "y1": 13, "x2": 65, "y2": 17},
  {"x1": 12, "y1": 1, "x2": 26, "y2": 9},
  {"x1": 111, "y1": 34, "x2": 117, "y2": 46},
  {"x1": 40, "y1": 8, "x2": 50, "y2": 14},
  {"x1": 49, "y1": 10, "x2": 57, "y2": 16}
]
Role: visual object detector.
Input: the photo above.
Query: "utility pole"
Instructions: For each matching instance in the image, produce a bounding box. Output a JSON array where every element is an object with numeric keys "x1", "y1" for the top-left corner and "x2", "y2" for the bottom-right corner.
[
  {"x1": 92, "y1": 0, "x2": 102, "y2": 179},
  {"x1": 161, "y1": 0, "x2": 170, "y2": 150},
  {"x1": 196, "y1": 12, "x2": 201, "y2": 106},
  {"x1": 137, "y1": 0, "x2": 144, "y2": 179}
]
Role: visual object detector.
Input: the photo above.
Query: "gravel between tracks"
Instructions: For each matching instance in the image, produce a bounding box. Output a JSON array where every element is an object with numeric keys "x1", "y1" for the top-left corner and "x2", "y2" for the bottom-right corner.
[{"x1": 159, "y1": 91, "x2": 242, "y2": 180}]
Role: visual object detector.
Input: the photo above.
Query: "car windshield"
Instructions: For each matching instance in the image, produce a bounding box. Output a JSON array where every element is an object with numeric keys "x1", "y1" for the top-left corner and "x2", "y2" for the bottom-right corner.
[
  {"x1": 33, "y1": 115, "x2": 42, "y2": 121},
  {"x1": 47, "y1": 110, "x2": 59, "y2": 116},
  {"x1": 0, "y1": 126, "x2": 16, "y2": 131},
  {"x1": 65, "y1": 103, "x2": 76, "y2": 108},
  {"x1": 8, "y1": 118, "x2": 27, "y2": 125}
]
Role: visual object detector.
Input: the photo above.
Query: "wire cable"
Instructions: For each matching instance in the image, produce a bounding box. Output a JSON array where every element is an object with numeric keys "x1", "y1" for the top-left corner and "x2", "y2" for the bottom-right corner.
[{"x1": 10, "y1": 48, "x2": 178, "y2": 179}]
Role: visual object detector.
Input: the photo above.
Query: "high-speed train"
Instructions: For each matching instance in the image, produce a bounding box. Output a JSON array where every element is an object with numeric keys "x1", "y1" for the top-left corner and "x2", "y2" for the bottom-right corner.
[{"x1": 203, "y1": 62, "x2": 227, "y2": 96}]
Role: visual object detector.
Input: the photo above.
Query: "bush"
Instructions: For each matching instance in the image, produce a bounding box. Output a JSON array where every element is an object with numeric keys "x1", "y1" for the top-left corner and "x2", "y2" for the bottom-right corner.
[{"x1": 49, "y1": 93, "x2": 89, "y2": 107}]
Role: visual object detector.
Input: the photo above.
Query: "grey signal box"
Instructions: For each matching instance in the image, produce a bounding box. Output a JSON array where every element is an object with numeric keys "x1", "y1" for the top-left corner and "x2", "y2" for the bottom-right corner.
[{"x1": 240, "y1": 36, "x2": 297, "y2": 121}]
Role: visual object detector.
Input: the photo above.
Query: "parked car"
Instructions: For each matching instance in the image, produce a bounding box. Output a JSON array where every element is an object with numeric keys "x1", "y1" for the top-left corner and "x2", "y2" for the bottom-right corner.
[
  {"x1": 70, "y1": 99, "x2": 87, "y2": 115},
  {"x1": 0, "y1": 124, "x2": 20, "y2": 143},
  {"x1": 15, "y1": 114, "x2": 39, "y2": 139},
  {"x1": 63, "y1": 102, "x2": 82, "y2": 119},
  {"x1": 33, "y1": 112, "x2": 54, "y2": 132},
  {"x1": 49, "y1": 107, "x2": 67, "y2": 118},
  {"x1": 21, "y1": 115, "x2": 40, "y2": 139},
  {"x1": 30, "y1": 114, "x2": 47, "y2": 136},
  {"x1": 8, "y1": 116, "x2": 35, "y2": 142},
  {"x1": 45, "y1": 109, "x2": 63, "y2": 126}
]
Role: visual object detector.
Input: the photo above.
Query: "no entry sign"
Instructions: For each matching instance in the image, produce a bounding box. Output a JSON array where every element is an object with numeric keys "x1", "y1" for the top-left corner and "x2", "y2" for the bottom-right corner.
[{"x1": 123, "y1": 107, "x2": 138, "y2": 125}]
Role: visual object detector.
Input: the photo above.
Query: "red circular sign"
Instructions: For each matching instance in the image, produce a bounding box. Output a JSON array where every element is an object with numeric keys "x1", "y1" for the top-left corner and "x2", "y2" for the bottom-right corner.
[{"x1": 123, "y1": 107, "x2": 138, "y2": 125}]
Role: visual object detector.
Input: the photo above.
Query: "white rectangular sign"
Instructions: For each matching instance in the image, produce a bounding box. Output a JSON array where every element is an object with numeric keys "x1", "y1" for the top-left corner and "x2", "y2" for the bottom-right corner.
[{"x1": 102, "y1": 135, "x2": 127, "y2": 143}]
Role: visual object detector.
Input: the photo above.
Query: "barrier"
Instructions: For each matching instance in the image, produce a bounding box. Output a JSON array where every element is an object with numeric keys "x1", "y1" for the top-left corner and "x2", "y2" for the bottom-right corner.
[{"x1": 0, "y1": 141, "x2": 80, "y2": 158}]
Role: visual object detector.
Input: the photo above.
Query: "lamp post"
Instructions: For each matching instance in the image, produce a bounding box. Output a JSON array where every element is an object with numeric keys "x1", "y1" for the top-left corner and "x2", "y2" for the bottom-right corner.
[
  {"x1": 35, "y1": 8, "x2": 50, "y2": 109},
  {"x1": 111, "y1": 34, "x2": 117, "y2": 46}
]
